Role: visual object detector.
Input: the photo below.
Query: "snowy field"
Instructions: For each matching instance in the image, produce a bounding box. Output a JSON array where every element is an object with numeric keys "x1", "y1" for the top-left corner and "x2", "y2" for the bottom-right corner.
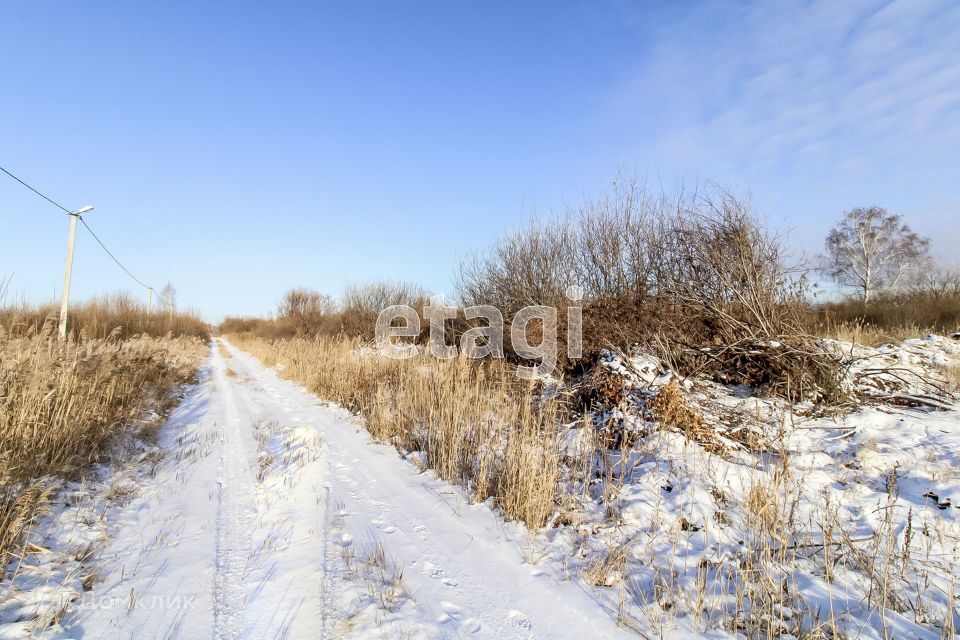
[{"x1": 1, "y1": 336, "x2": 958, "y2": 639}]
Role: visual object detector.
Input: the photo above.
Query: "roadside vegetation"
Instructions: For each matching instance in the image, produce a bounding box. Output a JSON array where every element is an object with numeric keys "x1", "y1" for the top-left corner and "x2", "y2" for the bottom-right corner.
[
  {"x1": 232, "y1": 334, "x2": 562, "y2": 527},
  {"x1": 0, "y1": 297, "x2": 207, "y2": 570},
  {"x1": 0, "y1": 292, "x2": 209, "y2": 341},
  {"x1": 224, "y1": 180, "x2": 960, "y2": 637}
]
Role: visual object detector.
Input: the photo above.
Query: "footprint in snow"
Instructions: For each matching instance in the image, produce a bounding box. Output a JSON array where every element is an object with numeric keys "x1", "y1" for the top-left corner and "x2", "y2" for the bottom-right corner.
[
  {"x1": 436, "y1": 601, "x2": 462, "y2": 623},
  {"x1": 437, "y1": 601, "x2": 479, "y2": 632},
  {"x1": 460, "y1": 618, "x2": 482, "y2": 633},
  {"x1": 423, "y1": 561, "x2": 441, "y2": 578},
  {"x1": 423, "y1": 561, "x2": 458, "y2": 587},
  {"x1": 508, "y1": 609, "x2": 532, "y2": 631},
  {"x1": 440, "y1": 601, "x2": 462, "y2": 614}
]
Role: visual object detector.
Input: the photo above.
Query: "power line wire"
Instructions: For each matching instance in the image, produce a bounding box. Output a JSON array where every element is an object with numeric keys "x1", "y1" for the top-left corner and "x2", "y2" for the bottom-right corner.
[
  {"x1": 1, "y1": 163, "x2": 174, "y2": 308},
  {"x1": 77, "y1": 218, "x2": 174, "y2": 307},
  {"x1": 0, "y1": 164, "x2": 72, "y2": 214},
  {"x1": 77, "y1": 217, "x2": 151, "y2": 290}
]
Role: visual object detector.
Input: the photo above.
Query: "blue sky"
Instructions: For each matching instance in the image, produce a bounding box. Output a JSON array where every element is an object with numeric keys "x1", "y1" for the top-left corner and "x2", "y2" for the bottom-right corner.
[{"x1": 1, "y1": 0, "x2": 957, "y2": 320}]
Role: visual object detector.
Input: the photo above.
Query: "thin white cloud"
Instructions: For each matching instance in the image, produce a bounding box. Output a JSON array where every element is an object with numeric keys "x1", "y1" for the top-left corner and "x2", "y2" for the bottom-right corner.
[{"x1": 602, "y1": 0, "x2": 960, "y2": 255}]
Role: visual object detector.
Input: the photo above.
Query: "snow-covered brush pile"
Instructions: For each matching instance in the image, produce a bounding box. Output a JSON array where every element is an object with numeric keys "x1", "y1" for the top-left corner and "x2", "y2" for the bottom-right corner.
[
  {"x1": 568, "y1": 350, "x2": 774, "y2": 457},
  {"x1": 834, "y1": 334, "x2": 960, "y2": 410},
  {"x1": 551, "y1": 337, "x2": 960, "y2": 638}
]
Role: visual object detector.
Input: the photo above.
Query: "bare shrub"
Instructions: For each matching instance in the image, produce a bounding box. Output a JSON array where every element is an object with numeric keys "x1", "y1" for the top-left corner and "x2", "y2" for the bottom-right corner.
[
  {"x1": 342, "y1": 280, "x2": 427, "y2": 313},
  {"x1": 222, "y1": 280, "x2": 429, "y2": 341},
  {"x1": 908, "y1": 263, "x2": 960, "y2": 299},
  {"x1": 458, "y1": 178, "x2": 662, "y2": 359},
  {"x1": 458, "y1": 181, "x2": 843, "y2": 402},
  {"x1": 339, "y1": 280, "x2": 428, "y2": 341},
  {"x1": 277, "y1": 288, "x2": 336, "y2": 336},
  {"x1": 458, "y1": 216, "x2": 575, "y2": 313},
  {"x1": 652, "y1": 192, "x2": 844, "y2": 402}
]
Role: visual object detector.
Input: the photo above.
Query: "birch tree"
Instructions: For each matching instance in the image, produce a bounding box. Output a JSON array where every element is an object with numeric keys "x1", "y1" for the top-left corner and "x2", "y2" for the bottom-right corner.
[{"x1": 821, "y1": 207, "x2": 929, "y2": 303}]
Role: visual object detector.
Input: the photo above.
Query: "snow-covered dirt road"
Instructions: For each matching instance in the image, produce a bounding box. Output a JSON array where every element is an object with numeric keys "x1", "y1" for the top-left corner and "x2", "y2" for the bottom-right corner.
[{"x1": 63, "y1": 339, "x2": 633, "y2": 639}]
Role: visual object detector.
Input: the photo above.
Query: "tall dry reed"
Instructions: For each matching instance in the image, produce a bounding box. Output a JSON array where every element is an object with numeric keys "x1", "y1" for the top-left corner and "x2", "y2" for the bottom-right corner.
[
  {"x1": 0, "y1": 293, "x2": 209, "y2": 340},
  {"x1": 0, "y1": 319, "x2": 205, "y2": 569}
]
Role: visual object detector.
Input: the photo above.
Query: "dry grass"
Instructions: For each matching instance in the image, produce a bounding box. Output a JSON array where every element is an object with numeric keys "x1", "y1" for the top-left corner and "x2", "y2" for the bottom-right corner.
[
  {"x1": 0, "y1": 321, "x2": 205, "y2": 569},
  {"x1": 647, "y1": 382, "x2": 705, "y2": 436},
  {"x1": 815, "y1": 295, "x2": 960, "y2": 343},
  {"x1": 0, "y1": 293, "x2": 209, "y2": 340},
  {"x1": 938, "y1": 363, "x2": 960, "y2": 393},
  {"x1": 814, "y1": 319, "x2": 932, "y2": 346},
  {"x1": 231, "y1": 334, "x2": 561, "y2": 528},
  {"x1": 359, "y1": 541, "x2": 407, "y2": 611},
  {"x1": 584, "y1": 540, "x2": 629, "y2": 587}
]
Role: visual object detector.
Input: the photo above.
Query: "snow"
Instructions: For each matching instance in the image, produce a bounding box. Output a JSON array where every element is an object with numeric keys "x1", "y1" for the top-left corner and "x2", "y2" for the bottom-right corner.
[
  {"x1": 1, "y1": 340, "x2": 633, "y2": 639},
  {"x1": 549, "y1": 337, "x2": 960, "y2": 638},
  {"x1": 2, "y1": 335, "x2": 958, "y2": 638}
]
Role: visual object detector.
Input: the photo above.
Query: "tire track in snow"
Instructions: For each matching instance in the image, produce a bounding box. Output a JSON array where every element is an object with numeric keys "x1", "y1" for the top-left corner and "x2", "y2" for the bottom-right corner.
[
  {"x1": 212, "y1": 343, "x2": 254, "y2": 640},
  {"x1": 64, "y1": 341, "x2": 330, "y2": 639},
  {"x1": 214, "y1": 340, "x2": 331, "y2": 638},
  {"x1": 319, "y1": 481, "x2": 335, "y2": 639},
  {"x1": 221, "y1": 339, "x2": 635, "y2": 640}
]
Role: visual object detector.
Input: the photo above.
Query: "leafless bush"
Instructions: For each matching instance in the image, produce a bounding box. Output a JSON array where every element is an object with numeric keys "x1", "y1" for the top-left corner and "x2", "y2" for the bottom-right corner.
[
  {"x1": 908, "y1": 263, "x2": 960, "y2": 299},
  {"x1": 458, "y1": 181, "x2": 843, "y2": 402},
  {"x1": 342, "y1": 280, "x2": 428, "y2": 312},
  {"x1": 338, "y1": 280, "x2": 428, "y2": 340},
  {"x1": 459, "y1": 177, "x2": 668, "y2": 312},
  {"x1": 459, "y1": 217, "x2": 576, "y2": 313},
  {"x1": 222, "y1": 280, "x2": 429, "y2": 341},
  {"x1": 277, "y1": 288, "x2": 337, "y2": 336},
  {"x1": 651, "y1": 190, "x2": 844, "y2": 402},
  {"x1": 655, "y1": 191, "x2": 803, "y2": 340}
]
